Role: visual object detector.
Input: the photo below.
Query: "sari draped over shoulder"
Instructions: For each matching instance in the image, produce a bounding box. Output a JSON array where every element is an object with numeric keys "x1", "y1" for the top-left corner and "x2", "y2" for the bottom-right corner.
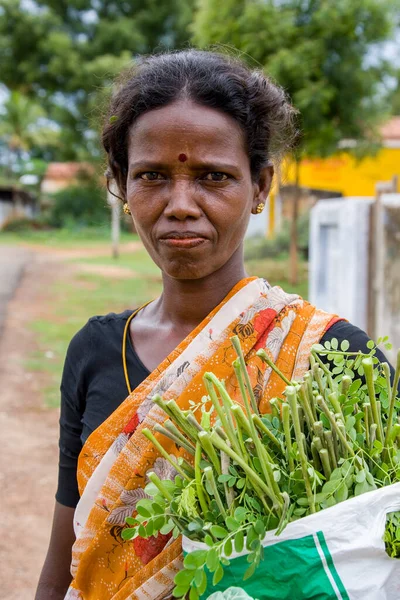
[{"x1": 66, "y1": 277, "x2": 339, "y2": 600}]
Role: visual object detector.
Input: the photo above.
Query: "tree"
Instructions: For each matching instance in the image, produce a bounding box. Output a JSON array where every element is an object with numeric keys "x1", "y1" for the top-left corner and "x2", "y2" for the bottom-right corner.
[
  {"x1": 193, "y1": 0, "x2": 398, "y2": 284},
  {"x1": 0, "y1": 90, "x2": 59, "y2": 175},
  {"x1": 0, "y1": 0, "x2": 195, "y2": 161}
]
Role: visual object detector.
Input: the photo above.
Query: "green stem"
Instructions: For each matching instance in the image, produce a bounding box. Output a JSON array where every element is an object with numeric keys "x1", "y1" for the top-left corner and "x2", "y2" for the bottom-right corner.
[
  {"x1": 234, "y1": 359, "x2": 283, "y2": 508},
  {"x1": 282, "y1": 403, "x2": 294, "y2": 472},
  {"x1": 304, "y1": 372, "x2": 317, "y2": 421},
  {"x1": 164, "y1": 420, "x2": 197, "y2": 453},
  {"x1": 384, "y1": 353, "x2": 400, "y2": 447},
  {"x1": 215, "y1": 426, "x2": 228, "y2": 441},
  {"x1": 327, "y1": 392, "x2": 343, "y2": 417},
  {"x1": 339, "y1": 375, "x2": 352, "y2": 399},
  {"x1": 362, "y1": 358, "x2": 383, "y2": 443},
  {"x1": 142, "y1": 428, "x2": 191, "y2": 481},
  {"x1": 363, "y1": 403, "x2": 370, "y2": 447},
  {"x1": 312, "y1": 422, "x2": 326, "y2": 447},
  {"x1": 221, "y1": 449, "x2": 235, "y2": 507},
  {"x1": 152, "y1": 394, "x2": 176, "y2": 420},
  {"x1": 298, "y1": 384, "x2": 315, "y2": 428},
  {"x1": 208, "y1": 431, "x2": 277, "y2": 508},
  {"x1": 285, "y1": 386, "x2": 315, "y2": 513},
  {"x1": 195, "y1": 442, "x2": 210, "y2": 515},
  {"x1": 252, "y1": 414, "x2": 282, "y2": 451},
  {"x1": 270, "y1": 398, "x2": 281, "y2": 419},
  {"x1": 198, "y1": 431, "x2": 221, "y2": 475},
  {"x1": 153, "y1": 424, "x2": 195, "y2": 456},
  {"x1": 256, "y1": 348, "x2": 292, "y2": 385},
  {"x1": 231, "y1": 335, "x2": 259, "y2": 414},
  {"x1": 312, "y1": 364, "x2": 326, "y2": 396},
  {"x1": 323, "y1": 430, "x2": 337, "y2": 469},
  {"x1": 319, "y1": 448, "x2": 331, "y2": 479},
  {"x1": 315, "y1": 396, "x2": 355, "y2": 457},
  {"x1": 203, "y1": 373, "x2": 242, "y2": 455},
  {"x1": 178, "y1": 457, "x2": 196, "y2": 478},
  {"x1": 311, "y1": 351, "x2": 335, "y2": 391},
  {"x1": 147, "y1": 471, "x2": 173, "y2": 501},
  {"x1": 311, "y1": 442, "x2": 322, "y2": 471},
  {"x1": 388, "y1": 423, "x2": 400, "y2": 446},
  {"x1": 165, "y1": 400, "x2": 199, "y2": 443},
  {"x1": 369, "y1": 423, "x2": 377, "y2": 449},
  {"x1": 204, "y1": 467, "x2": 227, "y2": 518}
]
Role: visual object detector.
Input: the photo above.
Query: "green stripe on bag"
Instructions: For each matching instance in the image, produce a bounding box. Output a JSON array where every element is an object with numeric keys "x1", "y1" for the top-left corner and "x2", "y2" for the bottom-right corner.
[
  {"x1": 315, "y1": 532, "x2": 350, "y2": 600},
  {"x1": 196, "y1": 532, "x2": 349, "y2": 599}
]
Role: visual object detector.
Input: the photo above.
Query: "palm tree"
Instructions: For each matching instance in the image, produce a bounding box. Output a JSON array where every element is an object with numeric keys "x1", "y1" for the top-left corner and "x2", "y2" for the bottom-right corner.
[{"x1": 0, "y1": 90, "x2": 58, "y2": 175}]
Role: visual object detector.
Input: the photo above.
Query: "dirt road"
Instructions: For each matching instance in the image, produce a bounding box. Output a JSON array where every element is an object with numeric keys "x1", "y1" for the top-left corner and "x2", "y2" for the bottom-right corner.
[
  {"x1": 0, "y1": 246, "x2": 31, "y2": 334},
  {"x1": 0, "y1": 251, "x2": 62, "y2": 599}
]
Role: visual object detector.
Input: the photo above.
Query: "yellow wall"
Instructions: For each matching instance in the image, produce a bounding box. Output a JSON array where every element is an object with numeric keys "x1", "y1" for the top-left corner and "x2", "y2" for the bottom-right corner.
[{"x1": 285, "y1": 147, "x2": 400, "y2": 196}]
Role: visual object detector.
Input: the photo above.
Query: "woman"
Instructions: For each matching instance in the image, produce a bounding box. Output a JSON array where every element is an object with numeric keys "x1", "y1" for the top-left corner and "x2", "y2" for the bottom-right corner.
[{"x1": 35, "y1": 50, "x2": 393, "y2": 600}]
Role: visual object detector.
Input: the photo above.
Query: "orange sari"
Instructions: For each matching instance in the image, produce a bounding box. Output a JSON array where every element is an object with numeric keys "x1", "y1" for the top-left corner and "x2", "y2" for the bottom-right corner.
[{"x1": 66, "y1": 277, "x2": 338, "y2": 599}]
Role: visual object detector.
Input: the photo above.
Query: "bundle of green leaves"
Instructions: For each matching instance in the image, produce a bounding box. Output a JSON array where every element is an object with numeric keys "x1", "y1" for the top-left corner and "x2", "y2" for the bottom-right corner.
[{"x1": 122, "y1": 336, "x2": 400, "y2": 599}]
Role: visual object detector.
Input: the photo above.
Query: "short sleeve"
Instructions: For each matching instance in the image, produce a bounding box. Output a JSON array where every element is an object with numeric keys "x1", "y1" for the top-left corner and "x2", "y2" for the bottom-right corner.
[
  {"x1": 321, "y1": 320, "x2": 399, "y2": 391},
  {"x1": 55, "y1": 321, "x2": 92, "y2": 508}
]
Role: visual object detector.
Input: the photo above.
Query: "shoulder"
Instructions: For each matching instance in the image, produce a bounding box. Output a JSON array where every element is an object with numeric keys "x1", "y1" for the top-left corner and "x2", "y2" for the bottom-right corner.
[
  {"x1": 321, "y1": 320, "x2": 372, "y2": 354},
  {"x1": 88, "y1": 309, "x2": 133, "y2": 328},
  {"x1": 65, "y1": 310, "x2": 133, "y2": 364}
]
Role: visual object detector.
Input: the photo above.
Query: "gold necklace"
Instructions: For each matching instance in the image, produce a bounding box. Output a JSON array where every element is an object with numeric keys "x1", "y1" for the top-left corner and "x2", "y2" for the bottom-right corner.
[{"x1": 122, "y1": 301, "x2": 153, "y2": 394}]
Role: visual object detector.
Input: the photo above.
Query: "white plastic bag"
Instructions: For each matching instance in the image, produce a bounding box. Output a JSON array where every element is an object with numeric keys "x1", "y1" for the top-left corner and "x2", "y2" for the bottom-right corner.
[
  {"x1": 183, "y1": 483, "x2": 400, "y2": 599},
  {"x1": 207, "y1": 588, "x2": 255, "y2": 600}
]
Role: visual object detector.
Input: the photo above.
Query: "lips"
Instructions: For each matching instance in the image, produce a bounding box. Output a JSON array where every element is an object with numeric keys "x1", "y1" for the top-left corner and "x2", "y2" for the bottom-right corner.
[
  {"x1": 159, "y1": 231, "x2": 209, "y2": 249},
  {"x1": 160, "y1": 232, "x2": 208, "y2": 240}
]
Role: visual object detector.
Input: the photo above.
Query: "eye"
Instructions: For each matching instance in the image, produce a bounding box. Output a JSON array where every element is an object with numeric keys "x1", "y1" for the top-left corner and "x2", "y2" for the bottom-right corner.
[
  {"x1": 138, "y1": 172, "x2": 164, "y2": 181},
  {"x1": 204, "y1": 172, "x2": 229, "y2": 182}
]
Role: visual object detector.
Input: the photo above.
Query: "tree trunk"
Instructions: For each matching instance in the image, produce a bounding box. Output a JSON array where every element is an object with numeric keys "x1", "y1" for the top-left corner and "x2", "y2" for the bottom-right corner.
[
  {"x1": 289, "y1": 157, "x2": 301, "y2": 286},
  {"x1": 107, "y1": 181, "x2": 121, "y2": 259},
  {"x1": 111, "y1": 200, "x2": 121, "y2": 259}
]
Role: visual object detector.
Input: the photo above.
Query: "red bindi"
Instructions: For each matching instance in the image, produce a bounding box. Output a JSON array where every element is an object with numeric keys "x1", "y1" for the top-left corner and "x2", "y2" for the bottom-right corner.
[{"x1": 178, "y1": 153, "x2": 188, "y2": 162}]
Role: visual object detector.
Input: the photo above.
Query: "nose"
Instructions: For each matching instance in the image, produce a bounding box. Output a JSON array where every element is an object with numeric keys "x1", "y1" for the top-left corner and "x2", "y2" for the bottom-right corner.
[{"x1": 163, "y1": 179, "x2": 202, "y2": 221}]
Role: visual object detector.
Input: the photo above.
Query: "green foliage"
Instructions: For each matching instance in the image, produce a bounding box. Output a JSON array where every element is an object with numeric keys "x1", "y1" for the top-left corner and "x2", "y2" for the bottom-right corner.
[
  {"x1": 388, "y1": 67, "x2": 400, "y2": 116},
  {"x1": 192, "y1": 0, "x2": 398, "y2": 157},
  {"x1": 47, "y1": 177, "x2": 109, "y2": 227},
  {"x1": 1, "y1": 216, "x2": 49, "y2": 232},
  {"x1": 0, "y1": 0, "x2": 195, "y2": 161},
  {"x1": 0, "y1": 90, "x2": 60, "y2": 171},
  {"x1": 122, "y1": 337, "x2": 400, "y2": 596}
]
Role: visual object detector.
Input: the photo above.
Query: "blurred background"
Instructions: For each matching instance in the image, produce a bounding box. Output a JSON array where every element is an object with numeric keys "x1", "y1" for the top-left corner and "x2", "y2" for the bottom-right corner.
[{"x1": 0, "y1": 1, "x2": 399, "y2": 598}]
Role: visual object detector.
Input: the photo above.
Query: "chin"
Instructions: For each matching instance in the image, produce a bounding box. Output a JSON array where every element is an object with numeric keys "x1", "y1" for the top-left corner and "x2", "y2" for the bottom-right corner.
[{"x1": 162, "y1": 259, "x2": 217, "y2": 281}]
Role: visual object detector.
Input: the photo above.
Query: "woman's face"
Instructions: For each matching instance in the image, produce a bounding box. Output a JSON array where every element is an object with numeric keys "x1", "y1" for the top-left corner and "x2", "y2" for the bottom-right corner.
[{"x1": 126, "y1": 100, "x2": 272, "y2": 280}]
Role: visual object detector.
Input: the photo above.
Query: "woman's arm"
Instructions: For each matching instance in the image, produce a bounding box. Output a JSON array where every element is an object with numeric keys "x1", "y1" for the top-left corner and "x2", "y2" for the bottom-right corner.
[{"x1": 35, "y1": 502, "x2": 76, "y2": 600}]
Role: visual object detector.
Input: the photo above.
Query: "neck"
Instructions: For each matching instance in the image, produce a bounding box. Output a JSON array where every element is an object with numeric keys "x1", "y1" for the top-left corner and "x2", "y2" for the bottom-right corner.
[{"x1": 157, "y1": 252, "x2": 248, "y2": 330}]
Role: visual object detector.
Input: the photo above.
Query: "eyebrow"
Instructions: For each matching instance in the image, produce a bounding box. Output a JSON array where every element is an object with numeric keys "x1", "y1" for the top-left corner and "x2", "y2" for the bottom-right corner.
[{"x1": 128, "y1": 161, "x2": 241, "y2": 172}]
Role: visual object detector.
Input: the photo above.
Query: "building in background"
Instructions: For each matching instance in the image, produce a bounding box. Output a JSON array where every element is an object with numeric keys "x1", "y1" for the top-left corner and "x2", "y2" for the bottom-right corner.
[
  {"x1": 288, "y1": 116, "x2": 400, "y2": 197},
  {"x1": 0, "y1": 184, "x2": 37, "y2": 228},
  {"x1": 41, "y1": 162, "x2": 95, "y2": 195},
  {"x1": 268, "y1": 116, "x2": 400, "y2": 235}
]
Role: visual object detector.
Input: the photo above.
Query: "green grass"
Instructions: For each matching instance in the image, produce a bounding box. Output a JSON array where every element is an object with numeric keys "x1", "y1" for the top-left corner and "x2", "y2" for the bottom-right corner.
[
  {"x1": 27, "y1": 267, "x2": 162, "y2": 408},
  {"x1": 70, "y1": 247, "x2": 162, "y2": 276},
  {"x1": 0, "y1": 226, "x2": 136, "y2": 247}
]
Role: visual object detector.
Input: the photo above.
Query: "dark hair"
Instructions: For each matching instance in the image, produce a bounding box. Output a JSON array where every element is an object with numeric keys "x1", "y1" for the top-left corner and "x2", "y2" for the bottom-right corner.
[{"x1": 103, "y1": 50, "x2": 298, "y2": 199}]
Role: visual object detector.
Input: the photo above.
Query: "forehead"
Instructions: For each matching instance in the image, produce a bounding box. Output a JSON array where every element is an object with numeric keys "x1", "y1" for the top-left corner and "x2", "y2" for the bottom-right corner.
[{"x1": 127, "y1": 100, "x2": 248, "y2": 163}]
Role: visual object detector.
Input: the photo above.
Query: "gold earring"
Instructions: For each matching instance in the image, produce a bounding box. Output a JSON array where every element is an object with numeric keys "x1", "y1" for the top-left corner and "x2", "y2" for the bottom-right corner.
[
  {"x1": 256, "y1": 202, "x2": 265, "y2": 214},
  {"x1": 123, "y1": 203, "x2": 131, "y2": 215}
]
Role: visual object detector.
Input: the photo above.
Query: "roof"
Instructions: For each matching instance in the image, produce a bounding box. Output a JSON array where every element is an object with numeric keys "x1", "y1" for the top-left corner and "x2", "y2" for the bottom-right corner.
[
  {"x1": 381, "y1": 116, "x2": 400, "y2": 141},
  {"x1": 43, "y1": 162, "x2": 95, "y2": 180}
]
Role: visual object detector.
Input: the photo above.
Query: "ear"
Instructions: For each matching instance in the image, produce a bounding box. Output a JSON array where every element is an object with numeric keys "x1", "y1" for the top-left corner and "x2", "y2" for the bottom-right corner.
[{"x1": 251, "y1": 165, "x2": 274, "y2": 214}]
